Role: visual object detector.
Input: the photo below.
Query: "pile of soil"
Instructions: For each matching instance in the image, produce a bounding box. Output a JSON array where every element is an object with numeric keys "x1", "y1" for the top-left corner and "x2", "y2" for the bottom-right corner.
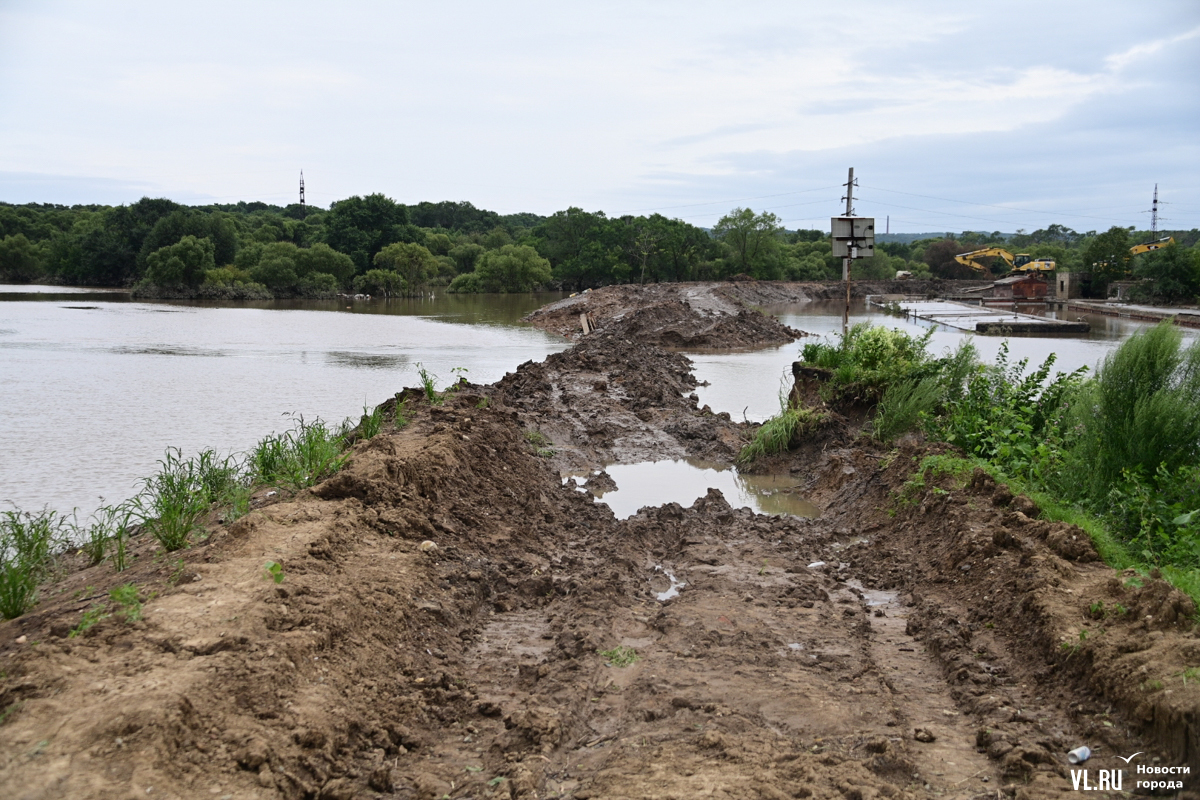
[
  {"x1": 2, "y1": 285, "x2": 1196, "y2": 800},
  {"x1": 525, "y1": 284, "x2": 805, "y2": 347}
]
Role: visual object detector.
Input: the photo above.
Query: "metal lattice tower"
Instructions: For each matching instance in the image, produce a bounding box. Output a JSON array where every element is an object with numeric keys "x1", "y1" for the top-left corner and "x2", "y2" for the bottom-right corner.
[
  {"x1": 299, "y1": 171, "x2": 306, "y2": 217},
  {"x1": 1150, "y1": 183, "x2": 1158, "y2": 237}
]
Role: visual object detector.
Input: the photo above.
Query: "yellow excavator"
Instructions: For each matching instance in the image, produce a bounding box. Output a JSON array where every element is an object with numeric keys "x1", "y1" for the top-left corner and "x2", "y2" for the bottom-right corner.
[
  {"x1": 954, "y1": 247, "x2": 1056, "y2": 275},
  {"x1": 1129, "y1": 236, "x2": 1174, "y2": 256}
]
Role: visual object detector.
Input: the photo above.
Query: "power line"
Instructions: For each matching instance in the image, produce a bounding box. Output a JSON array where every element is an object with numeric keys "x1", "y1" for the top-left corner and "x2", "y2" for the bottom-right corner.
[{"x1": 859, "y1": 184, "x2": 1144, "y2": 224}]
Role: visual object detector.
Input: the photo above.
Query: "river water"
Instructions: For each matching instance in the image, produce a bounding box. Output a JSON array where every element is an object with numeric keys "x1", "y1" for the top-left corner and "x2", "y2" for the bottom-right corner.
[{"x1": 2, "y1": 286, "x2": 1192, "y2": 518}]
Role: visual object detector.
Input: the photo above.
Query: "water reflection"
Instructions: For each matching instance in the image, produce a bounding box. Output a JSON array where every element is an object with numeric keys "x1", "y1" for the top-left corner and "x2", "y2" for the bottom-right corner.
[
  {"x1": 564, "y1": 458, "x2": 819, "y2": 520},
  {"x1": 325, "y1": 351, "x2": 410, "y2": 370}
]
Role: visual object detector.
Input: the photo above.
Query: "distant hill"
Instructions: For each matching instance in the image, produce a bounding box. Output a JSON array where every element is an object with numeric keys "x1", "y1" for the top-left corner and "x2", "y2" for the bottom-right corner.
[{"x1": 876, "y1": 232, "x2": 1016, "y2": 244}]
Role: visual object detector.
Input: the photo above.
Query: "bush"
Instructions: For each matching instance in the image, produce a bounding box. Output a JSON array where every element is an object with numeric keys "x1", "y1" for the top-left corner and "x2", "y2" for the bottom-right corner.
[
  {"x1": 352, "y1": 269, "x2": 405, "y2": 296},
  {"x1": 447, "y1": 272, "x2": 483, "y2": 293}
]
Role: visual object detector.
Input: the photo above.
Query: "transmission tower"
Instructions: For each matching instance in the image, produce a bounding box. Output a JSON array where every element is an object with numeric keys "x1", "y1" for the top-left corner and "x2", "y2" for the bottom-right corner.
[
  {"x1": 1150, "y1": 183, "x2": 1158, "y2": 237},
  {"x1": 299, "y1": 171, "x2": 306, "y2": 218}
]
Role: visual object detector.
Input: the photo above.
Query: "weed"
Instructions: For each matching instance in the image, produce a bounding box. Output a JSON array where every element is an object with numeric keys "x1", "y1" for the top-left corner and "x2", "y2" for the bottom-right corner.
[
  {"x1": 359, "y1": 404, "x2": 385, "y2": 440},
  {"x1": 88, "y1": 503, "x2": 135, "y2": 572},
  {"x1": 251, "y1": 415, "x2": 348, "y2": 491},
  {"x1": 1089, "y1": 601, "x2": 1106, "y2": 619},
  {"x1": 1178, "y1": 667, "x2": 1200, "y2": 686},
  {"x1": 394, "y1": 397, "x2": 409, "y2": 428},
  {"x1": 263, "y1": 561, "x2": 285, "y2": 584},
  {"x1": 759, "y1": 560, "x2": 768, "y2": 576},
  {"x1": 134, "y1": 448, "x2": 211, "y2": 551},
  {"x1": 1142, "y1": 679, "x2": 1164, "y2": 692},
  {"x1": 524, "y1": 430, "x2": 550, "y2": 447},
  {"x1": 599, "y1": 645, "x2": 639, "y2": 667},
  {"x1": 873, "y1": 377, "x2": 941, "y2": 443},
  {"x1": 69, "y1": 604, "x2": 109, "y2": 637},
  {"x1": 0, "y1": 701, "x2": 22, "y2": 726},
  {"x1": 109, "y1": 583, "x2": 143, "y2": 622},
  {"x1": 1113, "y1": 603, "x2": 1128, "y2": 616},
  {"x1": 0, "y1": 509, "x2": 61, "y2": 619},
  {"x1": 416, "y1": 363, "x2": 443, "y2": 405},
  {"x1": 536, "y1": 447, "x2": 556, "y2": 458},
  {"x1": 487, "y1": 776, "x2": 506, "y2": 787},
  {"x1": 476, "y1": 397, "x2": 489, "y2": 409},
  {"x1": 168, "y1": 558, "x2": 187, "y2": 586}
]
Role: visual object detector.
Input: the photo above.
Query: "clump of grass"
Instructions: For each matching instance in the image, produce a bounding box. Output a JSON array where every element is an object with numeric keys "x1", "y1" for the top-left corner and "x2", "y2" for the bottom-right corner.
[
  {"x1": 599, "y1": 645, "x2": 639, "y2": 667},
  {"x1": 524, "y1": 430, "x2": 550, "y2": 447},
  {"x1": 416, "y1": 363, "x2": 444, "y2": 405},
  {"x1": 250, "y1": 415, "x2": 348, "y2": 491},
  {"x1": 359, "y1": 403, "x2": 385, "y2": 440},
  {"x1": 134, "y1": 448, "x2": 212, "y2": 552},
  {"x1": 87, "y1": 502, "x2": 136, "y2": 571},
  {"x1": 737, "y1": 407, "x2": 827, "y2": 466},
  {"x1": 394, "y1": 397, "x2": 409, "y2": 428},
  {"x1": 69, "y1": 604, "x2": 109, "y2": 637},
  {"x1": 872, "y1": 376, "x2": 941, "y2": 444},
  {"x1": 108, "y1": 583, "x2": 143, "y2": 622},
  {"x1": 0, "y1": 509, "x2": 62, "y2": 619}
]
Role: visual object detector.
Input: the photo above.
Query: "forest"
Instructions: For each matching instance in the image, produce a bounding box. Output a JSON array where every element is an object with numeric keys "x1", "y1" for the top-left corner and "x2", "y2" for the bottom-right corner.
[{"x1": 1, "y1": 195, "x2": 1197, "y2": 301}]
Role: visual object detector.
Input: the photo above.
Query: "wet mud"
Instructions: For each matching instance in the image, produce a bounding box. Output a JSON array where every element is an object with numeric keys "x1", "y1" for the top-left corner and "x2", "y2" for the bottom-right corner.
[{"x1": 1, "y1": 283, "x2": 1196, "y2": 800}]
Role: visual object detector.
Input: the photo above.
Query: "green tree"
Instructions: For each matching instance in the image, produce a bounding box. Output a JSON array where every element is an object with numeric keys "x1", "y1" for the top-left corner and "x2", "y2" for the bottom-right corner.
[
  {"x1": 712, "y1": 208, "x2": 782, "y2": 278},
  {"x1": 1083, "y1": 226, "x2": 1132, "y2": 291},
  {"x1": 373, "y1": 242, "x2": 439, "y2": 295},
  {"x1": 323, "y1": 194, "x2": 418, "y2": 273},
  {"x1": 922, "y1": 238, "x2": 974, "y2": 279},
  {"x1": 144, "y1": 235, "x2": 216, "y2": 287},
  {"x1": 1134, "y1": 243, "x2": 1200, "y2": 302},
  {"x1": 0, "y1": 234, "x2": 44, "y2": 282},
  {"x1": 138, "y1": 209, "x2": 237, "y2": 270},
  {"x1": 475, "y1": 245, "x2": 552, "y2": 292},
  {"x1": 353, "y1": 269, "x2": 405, "y2": 296},
  {"x1": 295, "y1": 243, "x2": 355, "y2": 286},
  {"x1": 448, "y1": 242, "x2": 485, "y2": 273}
]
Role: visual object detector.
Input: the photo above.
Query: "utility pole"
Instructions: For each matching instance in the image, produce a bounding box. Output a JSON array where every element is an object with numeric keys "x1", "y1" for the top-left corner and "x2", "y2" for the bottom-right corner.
[
  {"x1": 299, "y1": 171, "x2": 306, "y2": 219},
  {"x1": 1150, "y1": 183, "x2": 1158, "y2": 237},
  {"x1": 840, "y1": 167, "x2": 857, "y2": 333}
]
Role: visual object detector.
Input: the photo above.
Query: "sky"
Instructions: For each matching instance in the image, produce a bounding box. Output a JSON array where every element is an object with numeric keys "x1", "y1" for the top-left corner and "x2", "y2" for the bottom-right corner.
[{"x1": 1, "y1": 0, "x2": 1197, "y2": 233}]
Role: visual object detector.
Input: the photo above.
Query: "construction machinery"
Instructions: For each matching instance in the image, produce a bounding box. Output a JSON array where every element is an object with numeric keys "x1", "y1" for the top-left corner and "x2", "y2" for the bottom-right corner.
[
  {"x1": 954, "y1": 248, "x2": 1056, "y2": 275},
  {"x1": 1130, "y1": 236, "x2": 1174, "y2": 256}
]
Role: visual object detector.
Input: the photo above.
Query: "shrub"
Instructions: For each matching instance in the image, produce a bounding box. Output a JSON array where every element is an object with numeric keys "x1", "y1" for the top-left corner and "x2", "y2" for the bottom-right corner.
[{"x1": 352, "y1": 269, "x2": 405, "y2": 296}]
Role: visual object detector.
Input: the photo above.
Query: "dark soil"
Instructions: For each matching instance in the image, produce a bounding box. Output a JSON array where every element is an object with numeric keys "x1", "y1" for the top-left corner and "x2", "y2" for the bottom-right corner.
[{"x1": 1, "y1": 283, "x2": 1196, "y2": 800}]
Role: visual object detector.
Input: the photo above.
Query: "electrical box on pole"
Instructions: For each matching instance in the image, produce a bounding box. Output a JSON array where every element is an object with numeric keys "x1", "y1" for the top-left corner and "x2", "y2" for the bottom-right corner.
[{"x1": 830, "y1": 217, "x2": 875, "y2": 258}]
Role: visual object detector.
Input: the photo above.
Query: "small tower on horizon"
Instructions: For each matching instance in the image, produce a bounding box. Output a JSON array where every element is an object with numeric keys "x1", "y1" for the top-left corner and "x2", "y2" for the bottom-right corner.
[
  {"x1": 1150, "y1": 183, "x2": 1158, "y2": 237},
  {"x1": 299, "y1": 171, "x2": 306, "y2": 218}
]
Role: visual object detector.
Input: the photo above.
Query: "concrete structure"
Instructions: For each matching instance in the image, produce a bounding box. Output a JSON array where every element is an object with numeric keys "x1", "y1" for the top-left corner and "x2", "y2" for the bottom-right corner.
[{"x1": 1056, "y1": 271, "x2": 1086, "y2": 299}]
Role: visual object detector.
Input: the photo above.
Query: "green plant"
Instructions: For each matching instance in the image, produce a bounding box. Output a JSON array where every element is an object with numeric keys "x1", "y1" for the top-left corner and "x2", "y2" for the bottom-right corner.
[
  {"x1": 600, "y1": 645, "x2": 639, "y2": 667},
  {"x1": 476, "y1": 397, "x2": 489, "y2": 409},
  {"x1": 416, "y1": 363, "x2": 443, "y2": 405},
  {"x1": 133, "y1": 448, "x2": 213, "y2": 551},
  {"x1": 109, "y1": 583, "x2": 143, "y2": 622},
  {"x1": 0, "y1": 509, "x2": 61, "y2": 619},
  {"x1": 872, "y1": 376, "x2": 941, "y2": 443},
  {"x1": 1089, "y1": 601, "x2": 1106, "y2": 619},
  {"x1": 359, "y1": 404, "x2": 385, "y2": 440},
  {"x1": 0, "y1": 701, "x2": 22, "y2": 725},
  {"x1": 394, "y1": 397, "x2": 409, "y2": 428},
  {"x1": 251, "y1": 415, "x2": 348, "y2": 491},
  {"x1": 263, "y1": 561, "x2": 284, "y2": 584},
  {"x1": 168, "y1": 558, "x2": 187, "y2": 586},
  {"x1": 69, "y1": 604, "x2": 109, "y2": 637},
  {"x1": 524, "y1": 430, "x2": 550, "y2": 447}
]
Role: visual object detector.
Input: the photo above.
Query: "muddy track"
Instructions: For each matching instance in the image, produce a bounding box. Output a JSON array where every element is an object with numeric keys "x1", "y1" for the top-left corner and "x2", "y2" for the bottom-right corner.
[{"x1": 1, "y1": 285, "x2": 1197, "y2": 800}]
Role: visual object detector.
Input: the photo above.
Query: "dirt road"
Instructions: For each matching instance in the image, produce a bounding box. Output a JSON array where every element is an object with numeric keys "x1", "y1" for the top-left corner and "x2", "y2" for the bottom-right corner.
[{"x1": 1, "y1": 282, "x2": 1196, "y2": 800}]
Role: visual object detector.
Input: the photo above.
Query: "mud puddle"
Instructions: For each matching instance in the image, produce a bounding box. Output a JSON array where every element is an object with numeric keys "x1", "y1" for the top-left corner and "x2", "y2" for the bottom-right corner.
[{"x1": 563, "y1": 458, "x2": 820, "y2": 519}]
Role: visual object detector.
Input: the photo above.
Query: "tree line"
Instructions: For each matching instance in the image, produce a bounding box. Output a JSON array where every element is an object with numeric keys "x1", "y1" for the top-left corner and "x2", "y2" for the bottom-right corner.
[{"x1": 1, "y1": 196, "x2": 1197, "y2": 301}]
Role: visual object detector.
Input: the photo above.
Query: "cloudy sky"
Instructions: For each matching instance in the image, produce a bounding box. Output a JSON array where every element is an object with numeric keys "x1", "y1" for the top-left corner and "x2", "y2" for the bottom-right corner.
[{"x1": 1, "y1": 1, "x2": 1197, "y2": 232}]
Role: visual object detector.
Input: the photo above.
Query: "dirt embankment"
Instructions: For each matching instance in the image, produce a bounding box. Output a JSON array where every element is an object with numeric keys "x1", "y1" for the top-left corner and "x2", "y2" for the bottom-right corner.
[
  {"x1": 2, "y1": 286, "x2": 1197, "y2": 800},
  {"x1": 524, "y1": 281, "x2": 993, "y2": 342}
]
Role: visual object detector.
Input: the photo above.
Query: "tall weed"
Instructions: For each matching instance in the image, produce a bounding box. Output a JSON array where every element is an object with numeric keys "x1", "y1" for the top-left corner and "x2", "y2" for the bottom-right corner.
[
  {"x1": 134, "y1": 448, "x2": 210, "y2": 551},
  {"x1": 251, "y1": 416, "x2": 348, "y2": 491},
  {"x1": 872, "y1": 377, "x2": 941, "y2": 443},
  {"x1": 0, "y1": 509, "x2": 61, "y2": 619}
]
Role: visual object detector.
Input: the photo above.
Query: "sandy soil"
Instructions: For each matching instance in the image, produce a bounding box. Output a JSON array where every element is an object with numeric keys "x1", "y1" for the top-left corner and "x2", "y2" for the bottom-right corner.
[{"x1": 1, "y1": 283, "x2": 1196, "y2": 800}]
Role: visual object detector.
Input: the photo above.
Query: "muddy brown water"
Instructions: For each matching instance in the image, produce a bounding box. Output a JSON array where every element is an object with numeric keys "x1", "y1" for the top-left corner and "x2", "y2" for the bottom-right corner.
[{"x1": 2, "y1": 287, "x2": 1192, "y2": 517}]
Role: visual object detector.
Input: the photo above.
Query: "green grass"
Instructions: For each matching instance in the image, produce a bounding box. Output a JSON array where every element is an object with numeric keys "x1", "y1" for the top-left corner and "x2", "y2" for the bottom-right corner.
[
  {"x1": 872, "y1": 376, "x2": 941, "y2": 443},
  {"x1": 250, "y1": 415, "x2": 348, "y2": 492},
  {"x1": 394, "y1": 397, "x2": 409, "y2": 428},
  {"x1": 109, "y1": 583, "x2": 143, "y2": 622},
  {"x1": 524, "y1": 430, "x2": 550, "y2": 447},
  {"x1": 737, "y1": 407, "x2": 827, "y2": 466},
  {"x1": 416, "y1": 362, "x2": 444, "y2": 405},
  {"x1": 69, "y1": 604, "x2": 109, "y2": 637},
  {"x1": 359, "y1": 403, "x2": 385, "y2": 440},
  {"x1": 599, "y1": 645, "x2": 639, "y2": 667},
  {"x1": 0, "y1": 509, "x2": 61, "y2": 619},
  {"x1": 134, "y1": 448, "x2": 211, "y2": 552}
]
